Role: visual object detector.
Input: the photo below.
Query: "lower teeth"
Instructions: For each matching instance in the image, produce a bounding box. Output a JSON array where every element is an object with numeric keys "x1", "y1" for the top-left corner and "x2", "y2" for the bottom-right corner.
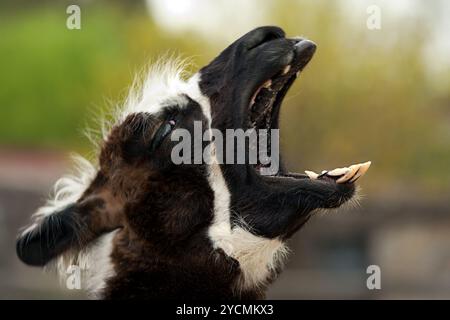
[{"x1": 282, "y1": 65, "x2": 291, "y2": 75}]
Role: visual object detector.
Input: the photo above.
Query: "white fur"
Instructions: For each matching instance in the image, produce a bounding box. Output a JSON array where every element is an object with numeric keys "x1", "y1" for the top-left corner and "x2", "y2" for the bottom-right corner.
[
  {"x1": 206, "y1": 162, "x2": 288, "y2": 291},
  {"x1": 76, "y1": 231, "x2": 118, "y2": 299},
  {"x1": 187, "y1": 76, "x2": 289, "y2": 291},
  {"x1": 120, "y1": 58, "x2": 192, "y2": 118},
  {"x1": 23, "y1": 58, "x2": 287, "y2": 296}
]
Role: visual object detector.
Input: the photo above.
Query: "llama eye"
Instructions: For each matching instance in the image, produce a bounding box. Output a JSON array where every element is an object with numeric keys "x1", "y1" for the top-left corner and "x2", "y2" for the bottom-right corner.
[{"x1": 149, "y1": 120, "x2": 176, "y2": 152}]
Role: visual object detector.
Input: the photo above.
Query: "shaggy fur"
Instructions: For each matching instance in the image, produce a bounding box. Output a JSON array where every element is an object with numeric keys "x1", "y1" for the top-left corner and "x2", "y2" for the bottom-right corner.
[{"x1": 16, "y1": 26, "x2": 368, "y2": 299}]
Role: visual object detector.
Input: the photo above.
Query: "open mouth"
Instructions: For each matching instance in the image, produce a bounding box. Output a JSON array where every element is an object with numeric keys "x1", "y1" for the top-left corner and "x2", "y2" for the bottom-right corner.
[{"x1": 248, "y1": 38, "x2": 316, "y2": 174}]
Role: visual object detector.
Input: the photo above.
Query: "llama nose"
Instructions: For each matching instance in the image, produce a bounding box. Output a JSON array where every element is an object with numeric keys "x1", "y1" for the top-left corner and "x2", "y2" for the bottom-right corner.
[{"x1": 294, "y1": 39, "x2": 317, "y2": 57}]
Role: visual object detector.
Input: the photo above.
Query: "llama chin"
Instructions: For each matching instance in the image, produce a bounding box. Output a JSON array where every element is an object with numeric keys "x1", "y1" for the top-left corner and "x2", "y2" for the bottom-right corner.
[{"x1": 16, "y1": 26, "x2": 370, "y2": 299}]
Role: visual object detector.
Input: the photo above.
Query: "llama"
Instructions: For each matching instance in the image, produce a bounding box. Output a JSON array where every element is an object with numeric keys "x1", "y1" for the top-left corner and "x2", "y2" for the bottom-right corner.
[{"x1": 16, "y1": 26, "x2": 370, "y2": 299}]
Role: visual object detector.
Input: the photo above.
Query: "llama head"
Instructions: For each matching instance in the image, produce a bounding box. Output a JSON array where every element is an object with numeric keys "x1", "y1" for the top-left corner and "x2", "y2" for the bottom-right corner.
[
  {"x1": 198, "y1": 26, "x2": 369, "y2": 239},
  {"x1": 16, "y1": 93, "x2": 214, "y2": 267}
]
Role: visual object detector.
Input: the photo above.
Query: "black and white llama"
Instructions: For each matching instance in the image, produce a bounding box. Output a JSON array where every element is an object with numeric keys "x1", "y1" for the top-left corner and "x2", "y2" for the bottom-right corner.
[{"x1": 16, "y1": 26, "x2": 370, "y2": 299}]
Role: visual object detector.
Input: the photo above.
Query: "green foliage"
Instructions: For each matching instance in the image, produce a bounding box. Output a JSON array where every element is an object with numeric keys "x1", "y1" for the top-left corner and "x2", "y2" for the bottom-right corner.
[{"x1": 0, "y1": 5, "x2": 206, "y2": 150}]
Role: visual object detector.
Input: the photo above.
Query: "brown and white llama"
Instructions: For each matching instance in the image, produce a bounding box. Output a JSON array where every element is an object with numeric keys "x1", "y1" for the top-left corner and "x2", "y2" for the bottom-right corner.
[{"x1": 16, "y1": 26, "x2": 370, "y2": 299}]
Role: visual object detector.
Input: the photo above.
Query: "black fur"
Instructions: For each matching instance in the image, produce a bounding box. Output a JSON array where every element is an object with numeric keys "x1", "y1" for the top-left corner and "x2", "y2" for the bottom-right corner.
[{"x1": 16, "y1": 204, "x2": 79, "y2": 266}]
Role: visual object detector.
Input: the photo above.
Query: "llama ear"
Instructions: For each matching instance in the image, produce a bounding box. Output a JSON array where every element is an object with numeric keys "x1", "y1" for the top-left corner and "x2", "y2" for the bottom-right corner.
[
  {"x1": 16, "y1": 203, "x2": 80, "y2": 266},
  {"x1": 17, "y1": 189, "x2": 123, "y2": 267}
]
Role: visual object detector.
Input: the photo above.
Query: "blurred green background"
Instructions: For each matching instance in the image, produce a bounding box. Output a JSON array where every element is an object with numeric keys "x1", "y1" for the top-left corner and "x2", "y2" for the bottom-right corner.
[
  {"x1": 1, "y1": 0, "x2": 449, "y2": 194},
  {"x1": 0, "y1": 0, "x2": 449, "y2": 299}
]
